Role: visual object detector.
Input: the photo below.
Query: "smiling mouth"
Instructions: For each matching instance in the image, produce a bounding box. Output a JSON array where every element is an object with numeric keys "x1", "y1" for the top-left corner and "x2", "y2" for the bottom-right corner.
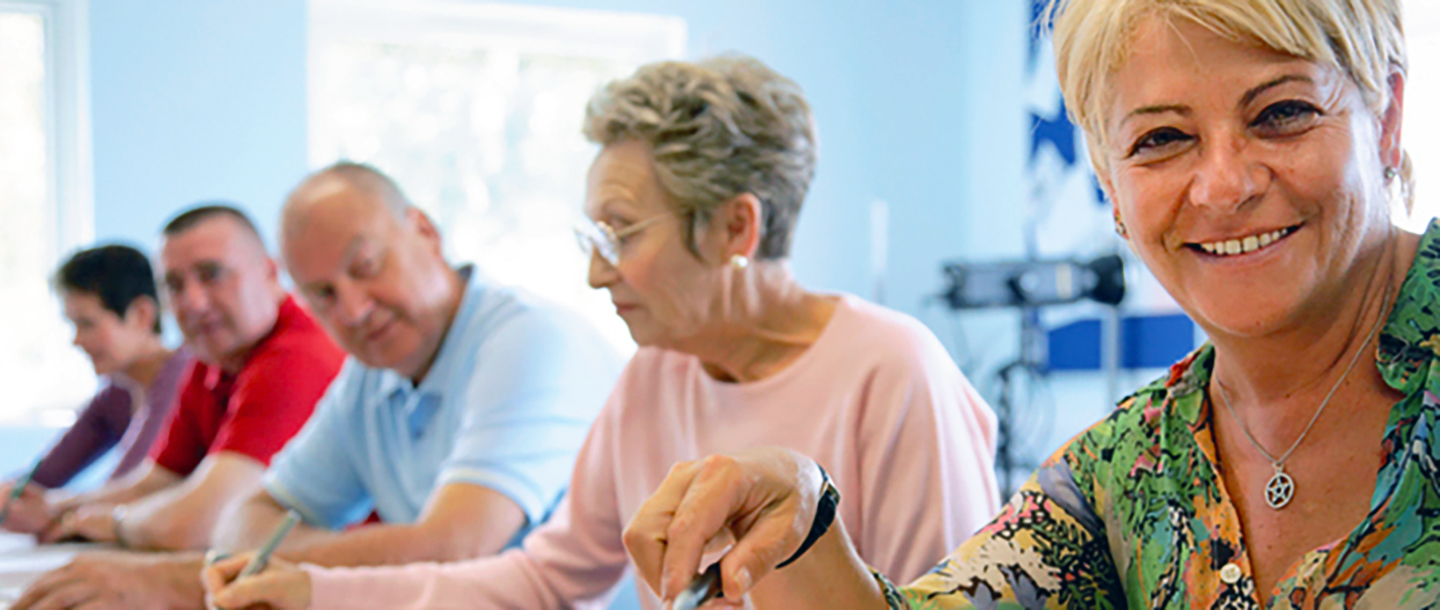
[
  {"x1": 1188, "y1": 224, "x2": 1300, "y2": 257},
  {"x1": 365, "y1": 320, "x2": 393, "y2": 342}
]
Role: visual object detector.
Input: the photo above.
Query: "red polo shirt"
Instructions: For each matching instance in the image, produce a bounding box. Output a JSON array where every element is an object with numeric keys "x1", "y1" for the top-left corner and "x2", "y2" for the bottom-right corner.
[{"x1": 151, "y1": 296, "x2": 345, "y2": 475}]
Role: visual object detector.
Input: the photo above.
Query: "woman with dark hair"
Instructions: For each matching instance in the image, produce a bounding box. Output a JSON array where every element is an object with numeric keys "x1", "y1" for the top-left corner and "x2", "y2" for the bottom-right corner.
[{"x1": 0, "y1": 244, "x2": 191, "y2": 535}]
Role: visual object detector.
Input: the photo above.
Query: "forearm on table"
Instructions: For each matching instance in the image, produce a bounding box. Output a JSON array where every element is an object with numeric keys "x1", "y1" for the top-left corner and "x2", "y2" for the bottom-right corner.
[
  {"x1": 748, "y1": 522, "x2": 888, "y2": 610},
  {"x1": 119, "y1": 485, "x2": 226, "y2": 550},
  {"x1": 211, "y1": 492, "x2": 338, "y2": 553},
  {"x1": 54, "y1": 466, "x2": 177, "y2": 513},
  {"x1": 283, "y1": 521, "x2": 491, "y2": 568},
  {"x1": 291, "y1": 482, "x2": 526, "y2": 567}
]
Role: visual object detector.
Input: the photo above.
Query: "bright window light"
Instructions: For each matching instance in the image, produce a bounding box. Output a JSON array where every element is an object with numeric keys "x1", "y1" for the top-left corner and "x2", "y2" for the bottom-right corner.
[
  {"x1": 309, "y1": 1, "x2": 685, "y2": 354},
  {"x1": 1401, "y1": 0, "x2": 1440, "y2": 231},
  {"x1": 0, "y1": 6, "x2": 94, "y2": 422}
]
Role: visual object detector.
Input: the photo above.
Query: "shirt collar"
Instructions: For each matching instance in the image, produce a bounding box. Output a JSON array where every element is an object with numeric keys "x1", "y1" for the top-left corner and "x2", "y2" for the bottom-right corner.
[
  {"x1": 198, "y1": 296, "x2": 305, "y2": 391},
  {"x1": 368, "y1": 264, "x2": 483, "y2": 407},
  {"x1": 1374, "y1": 219, "x2": 1440, "y2": 395}
]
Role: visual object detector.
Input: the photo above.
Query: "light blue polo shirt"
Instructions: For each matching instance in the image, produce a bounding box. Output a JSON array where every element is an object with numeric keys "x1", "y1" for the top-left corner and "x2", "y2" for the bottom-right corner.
[{"x1": 264, "y1": 267, "x2": 621, "y2": 544}]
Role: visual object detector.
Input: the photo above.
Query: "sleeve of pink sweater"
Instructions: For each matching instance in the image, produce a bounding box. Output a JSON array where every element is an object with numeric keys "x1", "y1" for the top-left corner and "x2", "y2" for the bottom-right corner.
[
  {"x1": 847, "y1": 324, "x2": 1000, "y2": 583},
  {"x1": 305, "y1": 390, "x2": 632, "y2": 610}
]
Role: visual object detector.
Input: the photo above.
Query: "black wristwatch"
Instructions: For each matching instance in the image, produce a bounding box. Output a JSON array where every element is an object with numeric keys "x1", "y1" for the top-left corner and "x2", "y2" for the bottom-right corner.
[{"x1": 777, "y1": 463, "x2": 840, "y2": 569}]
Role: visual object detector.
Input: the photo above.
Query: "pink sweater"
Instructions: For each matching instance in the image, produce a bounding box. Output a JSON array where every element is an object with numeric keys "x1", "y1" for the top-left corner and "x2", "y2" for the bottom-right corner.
[{"x1": 306, "y1": 296, "x2": 999, "y2": 609}]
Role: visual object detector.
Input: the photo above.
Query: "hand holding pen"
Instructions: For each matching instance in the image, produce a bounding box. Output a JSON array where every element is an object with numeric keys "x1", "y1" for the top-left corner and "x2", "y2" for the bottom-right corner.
[
  {"x1": 202, "y1": 510, "x2": 312, "y2": 610},
  {"x1": 0, "y1": 461, "x2": 56, "y2": 535}
]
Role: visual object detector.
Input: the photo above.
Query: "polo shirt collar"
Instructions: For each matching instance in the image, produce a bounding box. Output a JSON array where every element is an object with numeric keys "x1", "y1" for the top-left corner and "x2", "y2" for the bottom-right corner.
[
  {"x1": 369, "y1": 265, "x2": 485, "y2": 434},
  {"x1": 200, "y1": 296, "x2": 306, "y2": 392}
]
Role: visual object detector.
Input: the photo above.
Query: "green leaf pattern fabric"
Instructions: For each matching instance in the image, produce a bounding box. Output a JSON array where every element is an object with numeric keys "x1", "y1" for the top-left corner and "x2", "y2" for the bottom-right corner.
[{"x1": 877, "y1": 222, "x2": 1440, "y2": 609}]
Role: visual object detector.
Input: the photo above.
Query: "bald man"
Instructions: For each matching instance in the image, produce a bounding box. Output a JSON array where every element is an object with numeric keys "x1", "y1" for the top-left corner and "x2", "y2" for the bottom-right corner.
[
  {"x1": 13, "y1": 205, "x2": 346, "y2": 609},
  {"x1": 204, "y1": 163, "x2": 620, "y2": 569}
]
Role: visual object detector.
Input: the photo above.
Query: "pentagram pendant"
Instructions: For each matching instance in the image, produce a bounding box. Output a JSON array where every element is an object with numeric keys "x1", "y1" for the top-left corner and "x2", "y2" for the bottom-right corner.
[{"x1": 1265, "y1": 464, "x2": 1295, "y2": 509}]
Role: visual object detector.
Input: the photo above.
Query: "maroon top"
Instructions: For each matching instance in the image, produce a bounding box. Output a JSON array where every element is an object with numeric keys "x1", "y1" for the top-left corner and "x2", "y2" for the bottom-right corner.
[
  {"x1": 151, "y1": 296, "x2": 345, "y2": 475},
  {"x1": 32, "y1": 347, "x2": 193, "y2": 488}
]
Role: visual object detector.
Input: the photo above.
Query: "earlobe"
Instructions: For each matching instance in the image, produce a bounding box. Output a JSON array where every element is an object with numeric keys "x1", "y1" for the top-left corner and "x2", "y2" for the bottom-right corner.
[
  {"x1": 125, "y1": 297, "x2": 158, "y2": 331},
  {"x1": 725, "y1": 193, "x2": 763, "y2": 261}
]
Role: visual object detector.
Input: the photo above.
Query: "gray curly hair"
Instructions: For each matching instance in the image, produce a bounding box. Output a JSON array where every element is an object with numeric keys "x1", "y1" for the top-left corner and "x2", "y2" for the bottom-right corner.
[{"x1": 582, "y1": 55, "x2": 818, "y2": 260}]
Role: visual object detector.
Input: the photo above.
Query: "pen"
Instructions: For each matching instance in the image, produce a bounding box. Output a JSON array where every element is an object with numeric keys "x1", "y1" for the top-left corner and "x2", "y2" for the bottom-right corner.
[
  {"x1": 673, "y1": 562, "x2": 724, "y2": 610},
  {"x1": 0, "y1": 460, "x2": 46, "y2": 527},
  {"x1": 235, "y1": 510, "x2": 302, "y2": 580}
]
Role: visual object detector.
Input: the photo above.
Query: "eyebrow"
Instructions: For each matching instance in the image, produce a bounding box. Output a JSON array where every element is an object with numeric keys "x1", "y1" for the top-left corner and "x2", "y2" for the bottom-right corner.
[
  {"x1": 1122, "y1": 104, "x2": 1189, "y2": 127},
  {"x1": 1239, "y1": 74, "x2": 1314, "y2": 108},
  {"x1": 1119, "y1": 74, "x2": 1316, "y2": 128},
  {"x1": 590, "y1": 198, "x2": 638, "y2": 219}
]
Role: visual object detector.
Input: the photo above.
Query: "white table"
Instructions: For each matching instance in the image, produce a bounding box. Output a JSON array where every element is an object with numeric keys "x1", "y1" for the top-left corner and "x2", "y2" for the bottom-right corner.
[{"x1": 0, "y1": 533, "x2": 97, "y2": 608}]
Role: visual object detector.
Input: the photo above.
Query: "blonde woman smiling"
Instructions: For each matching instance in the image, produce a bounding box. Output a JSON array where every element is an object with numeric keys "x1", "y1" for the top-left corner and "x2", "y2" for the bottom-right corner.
[{"x1": 622, "y1": 1, "x2": 1440, "y2": 608}]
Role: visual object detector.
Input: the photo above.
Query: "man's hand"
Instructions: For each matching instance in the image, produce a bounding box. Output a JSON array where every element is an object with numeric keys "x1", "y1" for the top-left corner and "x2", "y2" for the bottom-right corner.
[
  {"x1": 39, "y1": 505, "x2": 116, "y2": 545},
  {"x1": 203, "y1": 553, "x2": 312, "y2": 610},
  {"x1": 0, "y1": 483, "x2": 57, "y2": 535},
  {"x1": 12, "y1": 551, "x2": 204, "y2": 610}
]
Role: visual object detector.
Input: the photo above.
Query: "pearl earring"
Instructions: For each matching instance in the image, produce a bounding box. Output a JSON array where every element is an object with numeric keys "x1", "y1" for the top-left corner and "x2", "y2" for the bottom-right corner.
[
  {"x1": 729, "y1": 254, "x2": 750, "y2": 269},
  {"x1": 1385, "y1": 166, "x2": 1399, "y2": 181}
]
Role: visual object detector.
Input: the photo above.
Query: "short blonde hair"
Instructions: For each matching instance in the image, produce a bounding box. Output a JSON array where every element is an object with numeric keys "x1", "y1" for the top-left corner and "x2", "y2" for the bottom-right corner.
[
  {"x1": 1047, "y1": 0, "x2": 1411, "y2": 206},
  {"x1": 582, "y1": 55, "x2": 817, "y2": 260}
]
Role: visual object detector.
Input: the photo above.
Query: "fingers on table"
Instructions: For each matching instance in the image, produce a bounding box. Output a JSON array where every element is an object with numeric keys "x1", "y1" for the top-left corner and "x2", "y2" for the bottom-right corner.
[
  {"x1": 202, "y1": 554, "x2": 245, "y2": 599},
  {"x1": 211, "y1": 567, "x2": 294, "y2": 610},
  {"x1": 14, "y1": 568, "x2": 95, "y2": 610}
]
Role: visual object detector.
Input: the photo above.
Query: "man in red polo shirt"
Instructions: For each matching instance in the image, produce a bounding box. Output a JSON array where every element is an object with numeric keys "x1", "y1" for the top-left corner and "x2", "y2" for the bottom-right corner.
[{"x1": 27, "y1": 205, "x2": 344, "y2": 555}]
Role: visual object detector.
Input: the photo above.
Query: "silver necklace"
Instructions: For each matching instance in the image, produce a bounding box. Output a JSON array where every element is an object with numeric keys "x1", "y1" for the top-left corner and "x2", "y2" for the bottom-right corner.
[{"x1": 1213, "y1": 290, "x2": 1390, "y2": 510}]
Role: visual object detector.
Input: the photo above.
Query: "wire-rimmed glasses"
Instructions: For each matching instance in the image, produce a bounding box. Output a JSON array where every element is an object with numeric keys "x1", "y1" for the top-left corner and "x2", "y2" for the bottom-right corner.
[{"x1": 574, "y1": 214, "x2": 668, "y2": 267}]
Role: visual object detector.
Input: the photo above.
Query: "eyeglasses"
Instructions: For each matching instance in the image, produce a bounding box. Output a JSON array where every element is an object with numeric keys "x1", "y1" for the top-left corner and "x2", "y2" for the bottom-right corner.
[{"x1": 574, "y1": 214, "x2": 669, "y2": 267}]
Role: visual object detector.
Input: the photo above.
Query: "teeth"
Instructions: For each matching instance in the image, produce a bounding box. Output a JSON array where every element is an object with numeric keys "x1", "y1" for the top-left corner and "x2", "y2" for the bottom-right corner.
[{"x1": 1198, "y1": 227, "x2": 1291, "y2": 257}]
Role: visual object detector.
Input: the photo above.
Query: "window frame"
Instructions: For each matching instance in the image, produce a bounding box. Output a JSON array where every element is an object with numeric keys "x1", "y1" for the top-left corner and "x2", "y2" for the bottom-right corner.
[
  {"x1": 0, "y1": 0, "x2": 92, "y2": 263},
  {"x1": 0, "y1": 0, "x2": 92, "y2": 421}
]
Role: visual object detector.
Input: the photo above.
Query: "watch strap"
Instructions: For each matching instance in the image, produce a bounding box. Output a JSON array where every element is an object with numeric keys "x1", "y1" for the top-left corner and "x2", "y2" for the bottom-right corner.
[{"x1": 776, "y1": 463, "x2": 840, "y2": 569}]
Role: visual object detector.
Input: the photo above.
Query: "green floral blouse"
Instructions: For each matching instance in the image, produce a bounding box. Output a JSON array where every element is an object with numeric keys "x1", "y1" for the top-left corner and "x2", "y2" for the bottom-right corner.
[{"x1": 880, "y1": 224, "x2": 1440, "y2": 609}]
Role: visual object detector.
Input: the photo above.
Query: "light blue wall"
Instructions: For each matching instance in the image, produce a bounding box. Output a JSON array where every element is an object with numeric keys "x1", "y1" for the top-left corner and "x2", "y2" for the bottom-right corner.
[
  {"x1": 71, "y1": 3, "x2": 1119, "y2": 607},
  {"x1": 89, "y1": 0, "x2": 309, "y2": 249},
  {"x1": 507, "y1": 0, "x2": 1030, "y2": 320},
  {"x1": 85, "y1": 0, "x2": 1034, "y2": 320}
]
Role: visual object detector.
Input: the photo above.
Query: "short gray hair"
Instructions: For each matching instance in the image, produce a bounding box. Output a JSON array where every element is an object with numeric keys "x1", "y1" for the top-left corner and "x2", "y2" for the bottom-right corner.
[{"x1": 583, "y1": 55, "x2": 817, "y2": 260}]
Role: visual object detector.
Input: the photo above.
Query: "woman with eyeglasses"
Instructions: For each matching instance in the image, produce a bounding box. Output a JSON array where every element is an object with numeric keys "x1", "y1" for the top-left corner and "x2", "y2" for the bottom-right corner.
[
  {"x1": 616, "y1": 1, "x2": 1434, "y2": 609},
  {"x1": 204, "y1": 55, "x2": 1000, "y2": 610}
]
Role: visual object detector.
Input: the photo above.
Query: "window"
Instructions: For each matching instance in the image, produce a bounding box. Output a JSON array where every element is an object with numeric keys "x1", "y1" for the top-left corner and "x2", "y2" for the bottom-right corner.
[
  {"x1": 0, "y1": 0, "x2": 92, "y2": 423},
  {"x1": 309, "y1": 0, "x2": 685, "y2": 352},
  {"x1": 1401, "y1": 0, "x2": 1440, "y2": 231}
]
